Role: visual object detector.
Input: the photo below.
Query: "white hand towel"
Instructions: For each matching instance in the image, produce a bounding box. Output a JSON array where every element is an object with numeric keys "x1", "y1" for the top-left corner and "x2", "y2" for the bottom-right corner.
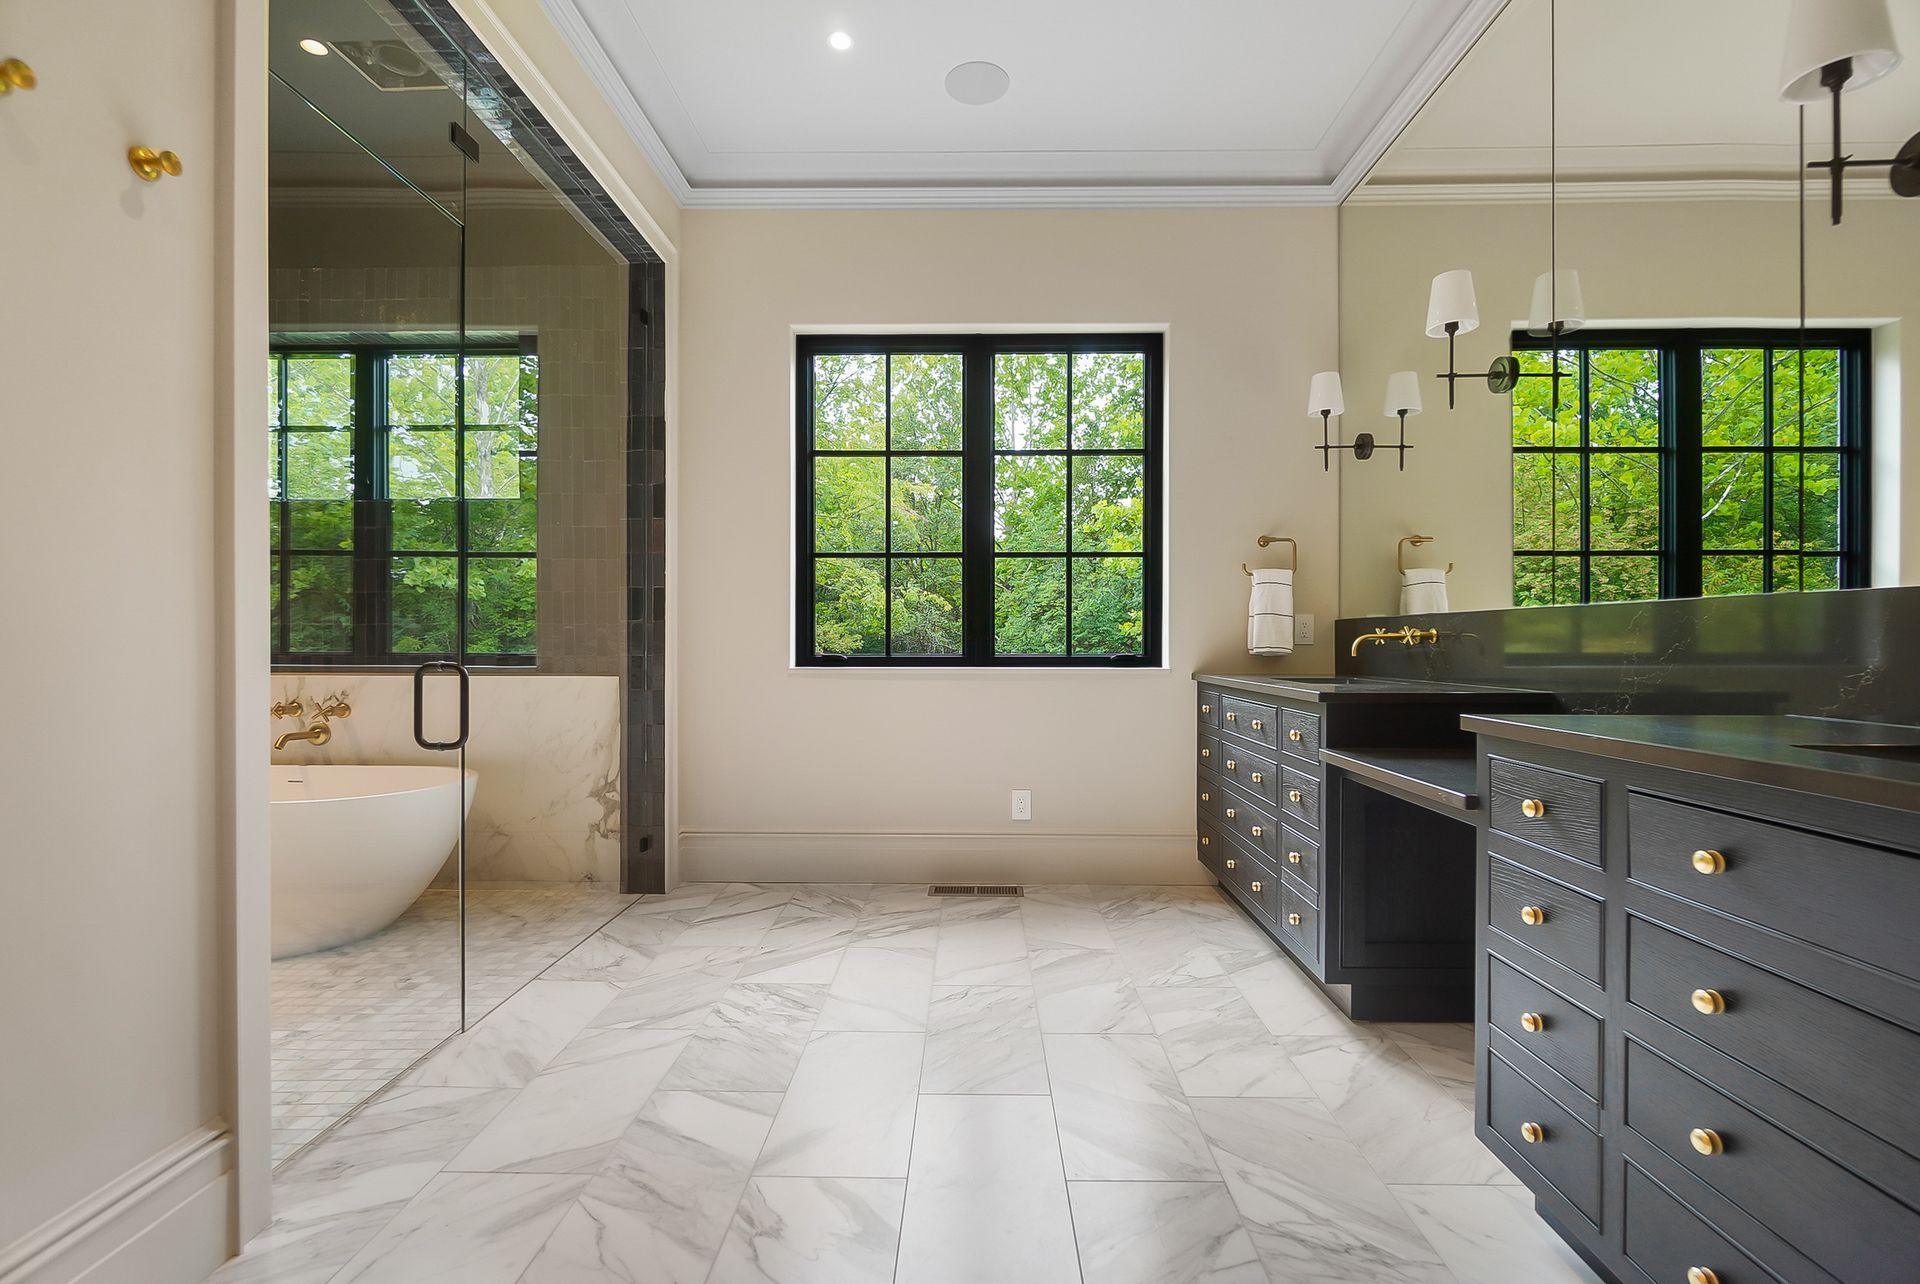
[
  {"x1": 1248, "y1": 568, "x2": 1295, "y2": 656},
  {"x1": 1399, "y1": 568, "x2": 1449, "y2": 615}
]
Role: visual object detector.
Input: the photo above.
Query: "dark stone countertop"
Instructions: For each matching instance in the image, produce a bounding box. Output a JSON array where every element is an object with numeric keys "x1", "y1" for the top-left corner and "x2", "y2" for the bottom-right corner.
[
  {"x1": 1320, "y1": 748, "x2": 1479, "y2": 814},
  {"x1": 1194, "y1": 673, "x2": 1551, "y2": 706},
  {"x1": 1463, "y1": 713, "x2": 1920, "y2": 814}
]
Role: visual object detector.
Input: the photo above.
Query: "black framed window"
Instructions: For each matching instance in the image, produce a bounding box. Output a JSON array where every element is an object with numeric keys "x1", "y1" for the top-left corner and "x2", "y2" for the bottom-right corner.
[
  {"x1": 269, "y1": 342, "x2": 539, "y2": 665},
  {"x1": 797, "y1": 333, "x2": 1163, "y2": 666},
  {"x1": 1511, "y1": 328, "x2": 1869, "y2": 605}
]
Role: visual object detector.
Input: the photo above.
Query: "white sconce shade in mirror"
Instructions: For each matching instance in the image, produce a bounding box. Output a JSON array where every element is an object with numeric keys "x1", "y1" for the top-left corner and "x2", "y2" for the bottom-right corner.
[
  {"x1": 1307, "y1": 370, "x2": 1346, "y2": 417},
  {"x1": 1383, "y1": 371, "x2": 1422, "y2": 418},
  {"x1": 1780, "y1": 0, "x2": 1901, "y2": 101},
  {"x1": 1528, "y1": 269, "x2": 1586, "y2": 338},
  {"x1": 1425, "y1": 270, "x2": 1480, "y2": 339}
]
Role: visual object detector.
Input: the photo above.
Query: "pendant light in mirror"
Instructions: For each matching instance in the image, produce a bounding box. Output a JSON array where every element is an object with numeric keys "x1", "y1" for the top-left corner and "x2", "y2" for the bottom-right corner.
[
  {"x1": 1779, "y1": 0, "x2": 1917, "y2": 224},
  {"x1": 1527, "y1": 269, "x2": 1585, "y2": 338},
  {"x1": 1308, "y1": 371, "x2": 1374, "y2": 470}
]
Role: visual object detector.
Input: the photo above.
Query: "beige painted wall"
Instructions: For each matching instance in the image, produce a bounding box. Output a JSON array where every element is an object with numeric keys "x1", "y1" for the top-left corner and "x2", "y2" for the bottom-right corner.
[
  {"x1": 1337, "y1": 196, "x2": 1917, "y2": 615},
  {"x1": 677, "y1": 208, "x2": 1340, "y2": 882},
  {"x1": 1, "y1": 0, "x2": 262, "y2": 1277}
]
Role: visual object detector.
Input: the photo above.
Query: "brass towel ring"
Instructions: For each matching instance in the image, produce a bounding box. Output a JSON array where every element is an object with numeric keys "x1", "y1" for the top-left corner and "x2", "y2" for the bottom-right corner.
[
  {"x1": 1244, "y1": 534, "x2": 1298, "y2": 577},
  {"x1": 1398, "y1": 534, "x2": 1453, "y2": 575}
]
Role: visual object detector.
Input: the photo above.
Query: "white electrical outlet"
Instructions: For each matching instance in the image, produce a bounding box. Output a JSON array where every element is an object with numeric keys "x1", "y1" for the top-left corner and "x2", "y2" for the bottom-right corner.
[
  {"x1": 1295, "y1": 613, "x2": 1316, "y2": 645},
  {"x1": 1010, "y1": 789, "x2": 1032, "y2": 821}
]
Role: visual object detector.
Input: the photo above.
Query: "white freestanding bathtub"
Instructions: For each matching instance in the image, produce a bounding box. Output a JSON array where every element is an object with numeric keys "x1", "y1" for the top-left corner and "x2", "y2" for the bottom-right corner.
[{"x1": 271, "y1": 764, "x2": 478, "y2": 959}]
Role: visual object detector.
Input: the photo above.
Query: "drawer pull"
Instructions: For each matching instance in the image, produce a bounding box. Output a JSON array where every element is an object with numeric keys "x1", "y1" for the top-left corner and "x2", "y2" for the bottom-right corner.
[
  {"x1": 1226, "y1": 711, "x2": 1237, "y2": 722},
  {"x1": 1687, "y1": 1269, "x2": 1720, "y2": 1284},
  {"x1": 1250, "y1": 826, "x2": 1263, "y2": 837},
  {"x1": 1287, "y1": 850, "x2": 1302, "y2": 864},
  {"x1": 1519, "y1": 904, "x2": 1547, "y2": 926},
  {"x1": 1689, "y1": 1127, "x2": 1724, "y2": 1156},
  {"x1": 1520, "y1": 798, "x2": 1547, "y2": 819},
  {"x1": 1519, "y1": 1121, "x2": 1546, "y2": 1144},
  {"x1": 1201, "y1": 836, "x2": 1211, "y2": 847},
  {"x1": 1226, "y1": 759, "x2": 1237, "y2": 771},
  {"x1": 1250, "y1": 772, "x2": 1264, "y2": 783},
  {"x1": 1225, "y1": 807, "x2": 1237, "y2": 819},
  {"x1": 1691, "y1": 988, "x2": 1726, "y2": 1015},
  {"x1": 1250, "y1": 881, "x2": 1263, "y2": 893},
  {"x1": 1201, "y1": 749, "x2": 1212, "y2": 759},
  {"x1": 1200, "y1": 704, "x2": 1212, "y2": 714},
  {"x1": 1225, "y1": 858, "x2": 1236, "y2": 870},
  {"x1": 1288, "y1": 789, "x2": 1304, "y2": 803},
  {"x1": 1691, "y1": 848, "x2": 1726, "y2": 875},
  {"x1": 1251, "y1": 719, "x2": 1264, "y2": 731},
  {"x1": 1287, "y1": 912, "x2": 1302, "y2": 926},
  {"x1": 1288, "y1": 728, "x2": 1304, "y2": 742},
  {"x1": 1200, "y1": 792, "x2": 1211, "y2": 803},
  {"x1": 1519, "y1": 1012, "x2": 1545, "y2": 1034}
]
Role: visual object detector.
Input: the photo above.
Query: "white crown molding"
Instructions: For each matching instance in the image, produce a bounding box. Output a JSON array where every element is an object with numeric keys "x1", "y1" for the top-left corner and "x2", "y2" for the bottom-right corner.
[
  {"x1": 1329, "y1": 0, "x2": 1513, "y2": 202},
  {"x1": 538, "y1": 0, "x2": 1507, "y2": 210},
  {"x1": 1346, "y1": 177, "x2": 1904, "y2": 205}
]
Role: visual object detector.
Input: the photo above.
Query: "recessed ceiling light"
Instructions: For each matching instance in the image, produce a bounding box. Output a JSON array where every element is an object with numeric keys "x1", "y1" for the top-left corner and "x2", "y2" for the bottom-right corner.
[
  {"x1": 298, "y1": 37, "x2": 329, "y2": 56},
  {"x1": 945, "y1": 61, "x2": 1010, "y2": 106},
  {"x1": 828, "y1": 31, "x2": 852, "y2": 52}
]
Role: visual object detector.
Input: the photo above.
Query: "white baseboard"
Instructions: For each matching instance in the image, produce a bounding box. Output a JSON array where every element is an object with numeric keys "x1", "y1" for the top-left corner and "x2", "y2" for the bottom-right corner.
[
  {"x1": 1, "y1": 1127, "x2": 233, "y2": 1284},
  {"x1": 677, "y1": 830, "x2": 1209, "y2": 886}
]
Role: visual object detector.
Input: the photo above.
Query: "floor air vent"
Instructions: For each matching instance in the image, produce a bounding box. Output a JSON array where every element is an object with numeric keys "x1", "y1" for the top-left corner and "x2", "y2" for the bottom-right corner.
[{"x1": 927, "y1": 884, "x2": 1024, "y2": 898}]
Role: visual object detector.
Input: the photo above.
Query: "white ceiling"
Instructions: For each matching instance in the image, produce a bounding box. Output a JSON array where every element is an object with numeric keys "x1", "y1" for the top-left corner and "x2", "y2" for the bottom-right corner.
[
  {"x1": 1367, "y1": 0, "x2": 1920, "y2": 187},
  {"x1": 540, "y1": 0, "x2": 1505, "y2": 206}
]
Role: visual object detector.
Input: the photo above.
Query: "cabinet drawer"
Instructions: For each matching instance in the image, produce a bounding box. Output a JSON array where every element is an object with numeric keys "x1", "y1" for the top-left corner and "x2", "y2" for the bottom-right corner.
[
  {"x1": 1488, "y1": 856, "x2": 1605, "y2": 985},
  {"x1": 1280, "y1": 763, "x2": 1319, "y2": 830},
  {"x1": 1196, "y1": 780, "x2": 1222, "y2": 820},
  {"x1": 1199, "y1": 733, "x2": 1222, "y2": 775},
  {"x1": 1488, "y1": 955, "x2": 1601, "y2": 1105},
  {"x1": 1623, "y1": 1162, "x2": 1777, "y2": 1284},
  {"x1": 1218, "y1": 793, "x2": 1280, "y2": 863},
  {"x1": 1198, "y1": 819, "x2": 1224, "y2": 875},
  {"x1": 1490, "y1": 757, "x2": 1603, "y2": 868},
  {"x1": 1486, "y1": 1050, "x2": 1602, "y2": 1224},
  {"x1": 1221, "y1": 695, "x2": 1279, "y2": 749},
  {"x1": 1280, "y1": 825, "x2": 1318, "y2": 898},
  {"x1": 1218, "y1": 744, "x2": 1279, "y2": 806},
  {"x1": 1197, "y1": 688, "x2": 1223, "y2": 729},
  {"x1": 1628, "y1": 792, "x2": 1920, "y2": 985},
  {"x1": 1625, "y1": 1039, "x2": 1920, "y2": 1278},
  {"x1": 1627, "y1": 917, "x2": 1920, "y2": 1161},
  {"x1": 1278, "y1": 879, "x2": 1318, "y2": 963},
  {"x1": 1280, "y1": 706, "x2": 1321, "y2": 762},
  {"x1": 1222, "y1": 844, "x2": 1280, "y2": 924}
]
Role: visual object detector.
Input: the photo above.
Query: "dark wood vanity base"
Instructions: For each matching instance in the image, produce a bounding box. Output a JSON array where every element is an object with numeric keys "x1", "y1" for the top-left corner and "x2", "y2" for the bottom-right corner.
[
  {"x1": 1468, "y1": 715, "x2": 1920, "y2": 1284},
  {"x1": 1194, "y1": 675, "x2": 1552, "y2": 1022}
]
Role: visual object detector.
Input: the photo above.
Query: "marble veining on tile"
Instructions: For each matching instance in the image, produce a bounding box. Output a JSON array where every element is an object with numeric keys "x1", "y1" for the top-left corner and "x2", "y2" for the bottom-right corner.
[{"x1": 708, "y1": 1176, "x2": 905, "y2": 1284}]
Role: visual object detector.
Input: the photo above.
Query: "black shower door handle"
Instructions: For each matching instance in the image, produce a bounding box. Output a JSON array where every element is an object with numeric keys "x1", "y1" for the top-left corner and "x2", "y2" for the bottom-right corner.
[{"x1": 412, "y1": 661, "x2": 470, "y2": 750}]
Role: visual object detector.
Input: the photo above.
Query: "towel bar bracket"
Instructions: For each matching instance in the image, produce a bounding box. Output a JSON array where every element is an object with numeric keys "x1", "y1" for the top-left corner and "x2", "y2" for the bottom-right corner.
[{"x1": 1244, "y1": 534, "x2": 1297, "y2": 577}]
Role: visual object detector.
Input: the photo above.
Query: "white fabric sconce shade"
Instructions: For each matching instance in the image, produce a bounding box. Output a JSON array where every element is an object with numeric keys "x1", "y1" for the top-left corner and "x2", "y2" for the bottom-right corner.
[
  {"x1": 1383, "y1": 371, "x2": 1422, "y2": 417},
  {"x1": 1528, "y1": 269, "x2": 1586, "y2": 338},
  {"x1": 1780, "y1": 0, "x2": 1902, "y2": 101},
  {"x1": 1425, "y1": 269, "x2": 1480, "y2": 338},
  {"x1": 1308, "y1": 370, "x2": 1345, "y2": 417}
]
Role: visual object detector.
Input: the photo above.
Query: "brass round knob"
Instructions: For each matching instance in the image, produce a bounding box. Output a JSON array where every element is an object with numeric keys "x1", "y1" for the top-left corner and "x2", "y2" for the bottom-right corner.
[
  {"x1": 1225, "y1": 858, "x2": 1236, "y2": 870},
  {"x1": 1519, "y1": 904, "x2": 1546, "y2": 926},
  {"x1": 1288, "y1": 789, "x2": 1304, "y2": 803},
  {"x1": 128, "y1": 146, "x2": 184, "y2": 182},
  {"x1": 1288, "y1": 728, "x2": 1304, "y2": 742},
  {"x1": 1250, "y1": 881, "x2": 1263, "y2": 893},
  {"x1": 1520, "y1": 1122, "x2": 1545, "y2": 1144},
  {"x1": 1200, "y1": 704, "x2": 1212, "y2": 714},
  {"x1": 1691, "y1": 988, "x2": 1726, "y2": 1015},
  {"x1": 1227, "y1": 711, "x2": 1237, "y2": 721},
  {"x1": 1226, "y1": 759, "x2": 1237, "y2": 771},
  {"x1": 1287, "y1": 850, "x2": 1302, "y2": 864},
  {"x1": 1251, "y1": 719, "x2": 1264, "y2": 730},
  {"x1": 1225, "y1": 807, "x2": 1237, "y2": 819},
  {"x1": 1250, "y1": 826, "x2": 1263, "y2": 837},
  {"x1": 0, "y1": 57, "x2": 37, "y2": 93},
  {"x1": 1201, "y1": 749, "x2": 1212, "y2": 758},
  {"x1": 1287, "y1": 912, "x2": 1302, "y2": 926},
  {"x1": 1688, "y1": 1268, "x2": 1720, "y2": 1284},
  {"x1": 1520, "y1": 798, "x2": 1547, "y2": 819},
  {"x1": 1200, "y1": 836, "x2": 1211, "y2": 847},
  {"x1": 1692, "y1": 849, "x2": 1726, "y2": 875},
  {"x1": 1250, "y1": 772, "x2": 1264, "y2": 783},
  {"x1": 1519, "y1": 1012, "x2": 1545, "y2": 1033},
  {"x1": 1200, "y1": 792, "x2": 1211, "y2": 802},
  {"x1": 1690, "y1": 1128, "x2": 1724, "y2": 1156}
]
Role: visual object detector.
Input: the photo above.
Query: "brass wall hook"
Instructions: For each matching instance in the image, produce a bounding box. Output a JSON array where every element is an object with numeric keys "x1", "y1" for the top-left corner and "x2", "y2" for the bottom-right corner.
[
  {"x1": 0, "y1": 58, "x2": 36, "y2": 93},
  {"x1": 128, "y1": 146, "x2": 184, "y2": 182},
  {"x1": 1243, "y1": 534, "x2": 1297, "y2": 577},
  {"x1": 1398, "y1": 534, "x2": 1453, "y2": 576}
]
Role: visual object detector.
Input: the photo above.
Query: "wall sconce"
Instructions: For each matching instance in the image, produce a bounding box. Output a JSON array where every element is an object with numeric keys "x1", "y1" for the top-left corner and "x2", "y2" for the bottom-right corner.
[
  {"x1": 1780, "y1": 0, "x2": 1917, "y2": 224},
  {"x1": 1308, "y1": 371, "x2": 1372, "y2": 469},
  {"x1": 1381, "y1": 371, "x2": 1422, "y2": 471},
  {"x1": 1426, "y1": 269, "x2": 1481, "y2": 410}
]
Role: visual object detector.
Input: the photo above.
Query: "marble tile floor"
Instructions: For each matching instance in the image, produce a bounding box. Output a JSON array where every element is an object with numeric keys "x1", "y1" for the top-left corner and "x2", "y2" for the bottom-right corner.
[
  {"x1": 224, "y1": 881, "x2": 1602, "y2": 1283},
  {"x1": 272, "y1": 884, "x2": 637, "y2": 1163}
]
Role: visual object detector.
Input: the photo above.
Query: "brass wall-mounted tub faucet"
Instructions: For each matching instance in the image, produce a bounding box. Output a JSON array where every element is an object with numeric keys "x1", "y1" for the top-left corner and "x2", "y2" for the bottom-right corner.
[{"x1": 1349, "y1": 625, "x2": 1441, "y2": 657}]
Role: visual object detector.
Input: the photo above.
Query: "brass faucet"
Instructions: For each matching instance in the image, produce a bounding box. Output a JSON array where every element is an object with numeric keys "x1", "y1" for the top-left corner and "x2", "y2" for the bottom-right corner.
[
  {"x1": 1349, "y1": 625, "x2": 1441, "y2": 657},
  {"x1": 271, "y1": 698, "x2": 303, "y2": 720},
  {"x1": 272, "y1": 695, "x2": 350, "y2": 751},
  {"x1": 274, "y1": 720, "x2": 332, "y2": 752}
]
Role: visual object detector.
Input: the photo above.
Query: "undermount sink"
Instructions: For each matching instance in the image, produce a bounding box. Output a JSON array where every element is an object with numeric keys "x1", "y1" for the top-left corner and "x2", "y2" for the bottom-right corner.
[{"x1": 1791, "y1": 742, "x2": 1920, "y2": 762}]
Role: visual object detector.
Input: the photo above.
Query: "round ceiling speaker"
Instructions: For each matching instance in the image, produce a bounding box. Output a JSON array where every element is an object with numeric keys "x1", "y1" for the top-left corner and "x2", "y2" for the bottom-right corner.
[{"x1": 945, "y1": 61, "x2": 1010, "y2": 106}]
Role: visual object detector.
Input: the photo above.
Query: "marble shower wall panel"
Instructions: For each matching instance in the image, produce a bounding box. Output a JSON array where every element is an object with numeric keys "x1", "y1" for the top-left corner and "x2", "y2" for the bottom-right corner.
[{"x1": 271, "y1": 673, "x2": 620, "y2": 884}]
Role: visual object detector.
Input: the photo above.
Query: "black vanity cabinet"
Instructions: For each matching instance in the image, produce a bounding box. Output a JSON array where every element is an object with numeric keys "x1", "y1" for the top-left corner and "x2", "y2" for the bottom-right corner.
[
  {"x1": 1195, "y1": 675, "x2": 1553, "y2": 1019},
  {"x1": 1467, "y1": 715, "x2": 1920, "y2": 1284}
]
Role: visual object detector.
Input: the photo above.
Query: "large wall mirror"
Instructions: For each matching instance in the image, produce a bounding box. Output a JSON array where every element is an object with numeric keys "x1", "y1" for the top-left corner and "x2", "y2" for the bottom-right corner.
[{"x1": 1337, "y1": 0, "x2": 1918, "y2": 618}]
